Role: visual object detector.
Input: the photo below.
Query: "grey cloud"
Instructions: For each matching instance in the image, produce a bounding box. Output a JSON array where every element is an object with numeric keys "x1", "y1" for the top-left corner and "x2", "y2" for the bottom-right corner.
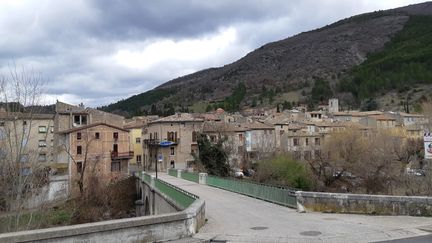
[{"x1": 0, "y1": 0, "x2": 426, "y2": 107}]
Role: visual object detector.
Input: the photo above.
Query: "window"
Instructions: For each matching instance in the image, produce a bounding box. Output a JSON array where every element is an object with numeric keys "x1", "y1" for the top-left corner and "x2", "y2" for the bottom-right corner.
[
  {"x1": 77, "y1": 132, "x2": 82, "y2": 140},
  {"x1": 113, "y1": 132, "x2": 118, "y2": 140},
  {"x1": 239, "y1": 133, "x2": 243, "y2": 141},
  {"x1": 113, "y1": 144, "x2": 118, "y2": 153},
  {"x1": 38, "y1": 126, "x2": 47, "y2": 133},
  {"x1": 38, "y1": 140, "x2": 47, "y2": 147},
  {"x1": 280, "y1": 130, "x2": 284, "y2": 135},
  {"x1": 305, "y1": 138, "x2": 309, "y2": 146},
  {"x1": 95, "y1": 132, "x2": 100, "y2": 139},
  {"x1": 20, "y1": 154, "x2": 29, "y2": 163},
  {"x1": 73, "y1": 115, "x2": 88, "y2": 126},
  {"x1": 77, "y1": 162, "x2": 83, "y2": 173},
  {"x1": 0, "y1": 121, "x2": 4, "y2": 126},
  {"x1": 77, "y1": 146, "x2": 82, "y2": 155},
  {"x1": 38, "y1": 153, "x2": 47, "y2": 162},
  {"x1": 136, "y1": 155, "x2": 142, "y2": 163},
  {"x1": 136, "y1": 137, "x2": 141, "y2": 144},
  {"x1": 192, "y1": 131, "x2": 197, "y2": 142},
  {"x1": 315, "y1": 138, "x2": 321, "y2": 146},
  {"x1": 20, "y1": 167, "x2": 31, "y2": 176},
  {"x1": 293, "y1": 138, "x2": 299, "y2": 146},
  {"x1": 170, "y1": 147, "x2": 175, "y2": 156},
  {"x1": 23, "y1": 121, "x2": 27, "y2": 126},
  {"x1": 314, "y1": 150, "x2": 321, "y2": 157},
  {"x1": 304, "y1": 151, "x2": 311, "y2": 160},
  {"x1": 111, "y1": 161, "x2": 121, "y2": 172}
]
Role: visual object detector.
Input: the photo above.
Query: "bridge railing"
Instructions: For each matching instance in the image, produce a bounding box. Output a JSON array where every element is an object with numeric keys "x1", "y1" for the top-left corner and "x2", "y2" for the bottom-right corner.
[
  {"x1": 181, "y1": 171, "x2": 199, "y2": 183},
  {"x1": 167, "y1": 169, "x2": 200, "y2": 183},
  {"x1": 206, "y1": 175, "x2": 297, "y2": 208},
  {"x1": 168, "y1": 168, "x2": 177, "y2": 177},
  {"x1": 166, "y1": 170, "x2": 297, "y2": 208},
  {"x1": 136, "y1": 171, "x2": 199, "y2": 210}
]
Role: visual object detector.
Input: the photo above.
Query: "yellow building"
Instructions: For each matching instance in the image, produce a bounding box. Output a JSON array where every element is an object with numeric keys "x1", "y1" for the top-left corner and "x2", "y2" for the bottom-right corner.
[{"x1": 124, "y1": 117, "x2": 149, "y2": 173}]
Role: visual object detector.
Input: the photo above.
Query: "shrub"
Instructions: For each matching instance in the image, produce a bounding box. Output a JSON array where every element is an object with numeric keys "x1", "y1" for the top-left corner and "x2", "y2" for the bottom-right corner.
[{"x1": 254, "y1": 154, "x2": 313, "y2": 190}]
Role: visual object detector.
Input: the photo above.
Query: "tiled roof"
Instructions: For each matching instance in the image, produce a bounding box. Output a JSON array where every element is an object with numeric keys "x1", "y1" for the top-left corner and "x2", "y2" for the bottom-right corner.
[{"x1": 151, "y1": 113, "x2": 204, "y2": 123}]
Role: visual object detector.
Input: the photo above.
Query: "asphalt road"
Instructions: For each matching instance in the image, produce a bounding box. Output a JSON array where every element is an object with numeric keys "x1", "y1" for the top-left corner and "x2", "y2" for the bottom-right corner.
[{"x1": 159, "y1": 173, "x2": 432, "y2": 243}]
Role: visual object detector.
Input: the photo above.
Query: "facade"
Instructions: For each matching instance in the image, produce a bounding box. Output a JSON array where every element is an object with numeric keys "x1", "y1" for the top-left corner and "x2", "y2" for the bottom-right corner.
[
  {"x1": 359, "y1": 114, "x2": 396, "y2": 129},
  {"x1": 0, "y1": 112, "x2": 55, "y2": 174},
  {"x1": 203, "y1": 121, "x2": 248, "y2": 168},
  {"x1": 143, "y1": 113, "x2": 204, "y2": 171},
  {"x1": 53, "y1": 101, "x2": 125, "y2": 164},
  {"x1": 124, "y1": 117, "x2": 150, "y2": 173},
  {"x1": 57, "y1": 123, "x2": 132, "y2": 192},
  {"x1": 280, "y1": 130, "x2": 324, "y2": 161},
  {"x1": 328, "y1": 98, "x2": 339, "y2": 113}
]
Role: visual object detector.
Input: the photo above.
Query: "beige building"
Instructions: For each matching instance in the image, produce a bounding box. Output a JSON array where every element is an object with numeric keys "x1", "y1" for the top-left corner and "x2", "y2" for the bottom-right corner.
[
  {"x1": 359, "y1": 114, "x2": 396, "y2": 129},
  {"x1": 0, "y1": 112, "x2": 55, "y2": 174},
  {"x1": 143, "y1": 113, "x2": 203, "y2": 171},
  {"x1": 53, "y1": 101, "x2": 125, "y2": 164},
  {"x1": 57, "y1": 123, "x2": 132, "y2": 192}
]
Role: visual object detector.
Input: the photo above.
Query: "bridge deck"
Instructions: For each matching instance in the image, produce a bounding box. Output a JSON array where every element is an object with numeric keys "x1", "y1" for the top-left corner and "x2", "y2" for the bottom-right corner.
[{"x1": 158, "y1": 173, "x2": 432, "y2": 243}]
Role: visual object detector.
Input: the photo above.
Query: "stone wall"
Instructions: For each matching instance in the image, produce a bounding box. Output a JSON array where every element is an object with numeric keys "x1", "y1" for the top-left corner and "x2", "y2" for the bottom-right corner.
[
  {"x1": 296, "y1": 191, "x2": 432, "y2": 216},
  {"x1": 0, "y1": 199, "x2": 205, "y2": 243}
]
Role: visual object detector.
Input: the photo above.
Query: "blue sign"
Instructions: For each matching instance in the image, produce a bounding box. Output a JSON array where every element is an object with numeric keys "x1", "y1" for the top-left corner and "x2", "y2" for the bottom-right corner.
[{"x1": 159, "y1": 141, "x2": 174, "y2": 147}]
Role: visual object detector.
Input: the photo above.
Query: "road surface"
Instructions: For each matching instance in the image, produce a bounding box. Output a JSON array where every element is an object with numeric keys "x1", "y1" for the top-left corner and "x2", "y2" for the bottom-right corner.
[{"x1": 159, "y1": 174, "x2": 432, "y2": 243}]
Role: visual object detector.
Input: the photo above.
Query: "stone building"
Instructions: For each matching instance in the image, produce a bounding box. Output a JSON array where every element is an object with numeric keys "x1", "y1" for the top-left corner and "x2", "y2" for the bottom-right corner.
[
  {"x1": 143, "y1": 113, "x2": 203, "y2": 171},
  {"x1": 0, "y1": 112, "x2": 55, "y2": 174},
  {"x1": 57, "y1": 123, "x2": 132, "y2": 193},
  {"x1": 53, "y1": 101, "x2": 125, "y2": 164}
]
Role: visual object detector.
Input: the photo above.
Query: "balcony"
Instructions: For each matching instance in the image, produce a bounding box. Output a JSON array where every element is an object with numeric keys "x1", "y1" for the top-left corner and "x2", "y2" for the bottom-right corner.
[{"x1": 111, "y1": 151, "x2": 134, "y2": 160}]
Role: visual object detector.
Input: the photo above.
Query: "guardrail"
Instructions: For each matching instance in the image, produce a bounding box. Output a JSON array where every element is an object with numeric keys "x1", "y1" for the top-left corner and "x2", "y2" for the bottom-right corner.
[
  {"x1": 167, "y1": 170, "x2": 297, "y2": 208},
  {"x1": 181, "y1": 171, "x2": 199, "y2": 183},
  {"x1": 168, "y1": 168, "x2": 177, "y2": 177},
  {"x1": 168, "y1": 169, "x2": 200, "y2": 183},
  {"x1": 154, "y1": 179, "x2": 197, "y2": 210},
  {"x1": 138, "y1": 171, "x2": 198, "y2": 210},
  {"x1": 206, "y1": 175, "x2": 297, "y2": 208}
]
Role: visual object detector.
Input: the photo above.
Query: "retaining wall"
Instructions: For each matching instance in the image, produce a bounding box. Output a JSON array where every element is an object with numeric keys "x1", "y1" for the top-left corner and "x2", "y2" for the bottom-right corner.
[{"x1": 296, "y1": 191, "x2": 432, "y2": 216}]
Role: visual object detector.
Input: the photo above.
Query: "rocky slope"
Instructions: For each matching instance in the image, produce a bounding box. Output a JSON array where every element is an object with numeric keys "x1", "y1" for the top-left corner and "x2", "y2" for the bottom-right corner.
[{"x1": 101, "y1": 2, "x2": 432, "y2": 116}]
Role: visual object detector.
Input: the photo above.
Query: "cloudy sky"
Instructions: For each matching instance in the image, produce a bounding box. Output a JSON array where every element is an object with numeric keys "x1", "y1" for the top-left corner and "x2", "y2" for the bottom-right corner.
[{"x1": 0, "y1": 0, "x2": 426, "y2": 107}]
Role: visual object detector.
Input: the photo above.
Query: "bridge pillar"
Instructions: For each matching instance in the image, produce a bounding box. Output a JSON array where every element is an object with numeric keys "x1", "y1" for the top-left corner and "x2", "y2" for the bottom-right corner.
[
  {"x1": 199, "y1": 173, "x2": 208, "y2": 185},
  {"x1": 150, "y1": 175, "x2": 156, "y2": 189},
  {"x1": 177, "y1": 170, "x2": 182, "y2": 178}
]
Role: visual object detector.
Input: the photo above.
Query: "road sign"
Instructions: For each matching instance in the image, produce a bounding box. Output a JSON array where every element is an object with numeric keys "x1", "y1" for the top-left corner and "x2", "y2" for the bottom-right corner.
[{"x1": 159, "y1": 141, "x2": 174, "y2": 147}]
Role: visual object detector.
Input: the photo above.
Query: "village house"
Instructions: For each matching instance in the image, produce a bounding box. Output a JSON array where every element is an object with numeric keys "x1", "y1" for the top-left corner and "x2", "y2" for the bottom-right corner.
[
  {"x1": 124, "y1": 117, "x2": 151, "y2": 173},
  {"x1": 202, "y1": 121, "x2": 248, "y2": 168},
  {"x1": 143, "y1": 113, "x2": 204, "y2": 171},
  {"x1": 53, "y1": 101, "x2": 125, "y2": 164},
  {"x1": 56, "y1": 123, "x2": 132, "y2": 193},
  {"x1": 0, "y1": 112, "x2": 55, "y2": 174},
  {"x1": 359, "y1": 114, "x2": 397, "y2": 129}
]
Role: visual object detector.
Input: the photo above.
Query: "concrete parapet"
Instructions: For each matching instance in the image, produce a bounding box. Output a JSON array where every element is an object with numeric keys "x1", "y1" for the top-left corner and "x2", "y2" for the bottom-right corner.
[
  {"x1": 296, "y1": 191, "x2": 432, "y2": 216},
  {"x1": 199, "y1": 173, "x2": 207, "y2": 185}
]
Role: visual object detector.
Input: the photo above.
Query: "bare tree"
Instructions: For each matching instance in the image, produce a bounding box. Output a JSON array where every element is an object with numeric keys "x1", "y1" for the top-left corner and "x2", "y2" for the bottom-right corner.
[
  {"x1": 59, "y1": 129, "x2": 100, "y2": 196},
  {"x1": 321, "y1": 129, "x2": 401, "y2": 194},
  {"x1": 0, "y1": 66, "x2": 51, "y2": 232}
]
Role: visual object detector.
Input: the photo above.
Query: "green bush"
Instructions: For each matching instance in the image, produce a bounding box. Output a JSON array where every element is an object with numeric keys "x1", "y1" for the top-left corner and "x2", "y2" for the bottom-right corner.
[{"x1": 254, "y1": 155, "x2": 313, "y2": 190}]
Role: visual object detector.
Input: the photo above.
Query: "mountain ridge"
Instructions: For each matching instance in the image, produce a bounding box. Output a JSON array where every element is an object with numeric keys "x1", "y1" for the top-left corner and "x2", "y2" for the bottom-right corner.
[{"x1": 101, "y1": 2, "x2": 432, "y2": 116}]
